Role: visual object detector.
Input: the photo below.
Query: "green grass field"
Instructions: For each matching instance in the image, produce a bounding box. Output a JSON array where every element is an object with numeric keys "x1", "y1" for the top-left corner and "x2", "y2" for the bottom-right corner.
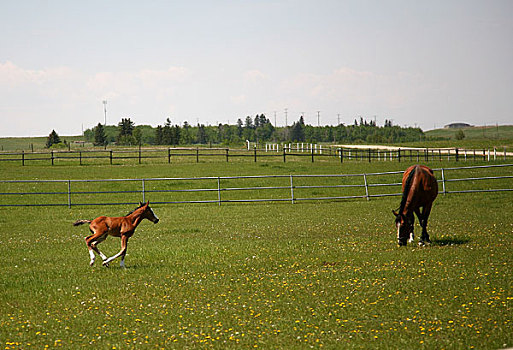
[
  {"x1": 422, "y1": 125, "x2": 513, "y2": 150},
  {"x1": 0, "y1": 161, "x2": 512, "y2": 349}
]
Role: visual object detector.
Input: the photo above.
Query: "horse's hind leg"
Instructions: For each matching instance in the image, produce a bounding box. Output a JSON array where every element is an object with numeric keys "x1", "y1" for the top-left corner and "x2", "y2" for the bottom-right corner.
[{"x1": 85, "y1": 229, "x2": 108, "y2": 266}]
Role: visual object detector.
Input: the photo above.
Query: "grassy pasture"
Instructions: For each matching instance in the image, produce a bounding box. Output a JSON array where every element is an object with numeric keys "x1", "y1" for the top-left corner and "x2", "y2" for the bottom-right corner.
[
  {"x1": 0, "y1": 161, "x2": 512, "y2": 349},
  {"x1": 422, "y1": 125, "x2": 513, "y2": 150}
]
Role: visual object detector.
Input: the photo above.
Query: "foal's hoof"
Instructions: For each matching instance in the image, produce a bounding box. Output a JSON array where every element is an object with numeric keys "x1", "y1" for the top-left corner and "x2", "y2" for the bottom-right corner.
[
  {"x1": 89, "y1": 260, "x2": 95, "y2": 267},
  {"x1": 102, "y1": 261, "x2": 110, "y2": 267}
]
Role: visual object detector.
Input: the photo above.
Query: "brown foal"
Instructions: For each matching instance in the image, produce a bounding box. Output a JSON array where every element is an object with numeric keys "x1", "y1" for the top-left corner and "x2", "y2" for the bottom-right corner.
[{"x1": 73, "y1": 201, "x2": 159, "y2": 267}]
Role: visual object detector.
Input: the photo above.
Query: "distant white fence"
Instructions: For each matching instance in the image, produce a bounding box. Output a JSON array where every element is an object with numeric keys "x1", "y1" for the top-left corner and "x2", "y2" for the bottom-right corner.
[{"x1": 0, "y1": 164, "x2": 511, "y2": 208}]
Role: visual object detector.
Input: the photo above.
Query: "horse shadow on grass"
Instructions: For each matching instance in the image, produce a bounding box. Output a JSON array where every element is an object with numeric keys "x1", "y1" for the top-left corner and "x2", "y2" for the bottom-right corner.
[{"x1": 431, "y1": 237, "x2": 470, "y2": 246}]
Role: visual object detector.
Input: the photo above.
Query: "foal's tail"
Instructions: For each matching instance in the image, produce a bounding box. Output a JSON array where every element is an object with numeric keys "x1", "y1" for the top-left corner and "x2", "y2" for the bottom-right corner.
[{"x1": 73, "y1": 219, "x2": 91, "y2": 226}]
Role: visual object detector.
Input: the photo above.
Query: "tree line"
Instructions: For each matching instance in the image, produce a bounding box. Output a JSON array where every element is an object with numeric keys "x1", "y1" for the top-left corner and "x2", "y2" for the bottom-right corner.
[{"x1": 81, "y1": 114, "x2": 426, "y2": 147}]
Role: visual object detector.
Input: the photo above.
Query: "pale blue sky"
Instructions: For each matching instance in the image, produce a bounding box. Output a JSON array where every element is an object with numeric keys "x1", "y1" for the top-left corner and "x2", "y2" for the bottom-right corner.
[{"x1": 1, "y1": 0, "x2": 512, "y2": 136}]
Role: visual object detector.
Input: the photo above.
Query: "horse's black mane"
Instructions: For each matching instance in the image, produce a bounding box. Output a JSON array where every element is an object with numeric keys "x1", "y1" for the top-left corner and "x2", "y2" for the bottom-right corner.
[
  {"x1": 126, "y1": 203, "x2": 144, "y2": 216},
  {"x1": 398, "y1": 165, "x2": 418, "y2": 214}
]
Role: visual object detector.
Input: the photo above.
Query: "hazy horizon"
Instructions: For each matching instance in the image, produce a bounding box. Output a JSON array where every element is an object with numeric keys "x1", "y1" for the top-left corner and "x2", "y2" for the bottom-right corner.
[{"x1": 1, "y1": 1, "x2": 512, "y2": 137}]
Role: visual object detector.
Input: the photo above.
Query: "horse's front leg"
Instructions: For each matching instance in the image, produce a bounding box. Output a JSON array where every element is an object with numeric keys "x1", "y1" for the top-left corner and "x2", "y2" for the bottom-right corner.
[
  {"x1": 419, "y1": 204, "x2": 433, "y2": 244},
  {"x1": 408, "y1": 211, "x2": 417, "y2": 243},
  {"x1": 103, "y1": 234, "x2": 129, "y2": 267}
]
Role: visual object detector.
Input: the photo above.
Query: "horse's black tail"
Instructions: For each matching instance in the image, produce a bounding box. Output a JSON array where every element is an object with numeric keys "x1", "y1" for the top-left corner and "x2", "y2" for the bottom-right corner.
[
  {"x1": 73, "y1": 219, "x2": 91, "y2": 226},
  {"x1": 399, "y1": 166, "x2": 418, "y2": 213}
]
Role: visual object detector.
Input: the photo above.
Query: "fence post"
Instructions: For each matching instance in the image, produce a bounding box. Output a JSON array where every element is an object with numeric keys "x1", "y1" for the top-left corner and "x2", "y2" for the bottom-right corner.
[
  {"x1": 168, "y1": 148, "x2": 171, "y2": 163},
  {"x1": 67, "y1": 180, "x2": 71, "y2": 209},
  {"x1": 339, "y1": 148, "x2": 343, "y2": 163},
  {"x1": 290, "y1": 175, "x2": 295, "y2": 204},
  {"x1": 441, "y1": 168, "x2": 446, "y2": 195},
  {"x1": 226, "y1": 148, "x2": 229, "y2": 162},
  {"x1": 398, "y1": 148, "x2": 401, "y2": 163},
  {"x1": 79, "y1": 151, "x2": 82, "y2": 166},
  {"x1": 311, "y1": 147, "x2": 314, "y2": 162},
  {"x1": 455, "y1": 148, "x2": 459, "y2": 162},
  {"x1": 67, "y1": 180, "x2": 72, "y2": 208},
  {"x1": 196, "y1": 148, "x2": 199, "y2": 163},
  {"x1": 254, "y1": 146, "x2": 257, "y2": 162},
  {"x1": 363, "y1": 174, "x2": 369, "y2": 201},
  {"x1": 142, "y1": 179, "x2": 146, "y2": 203},
  {"x1": 51, "y1": 151, "x2": 54, "y2": 166},
  {"x1": 283, "y1": 147, "x2": 286, "y2": 162},
  {"x1": 110, "y1": 150, "x2": 113, "y2": 165},
  {"x1": 139, "y1": 144, "x2": 142, "y2": 164},
  {"x1": 22, "y1": 150, "x2": 25, "y2": 166},
  {"x1": 368, "y1": 149, "x2": 371, "y2": 163},
  {"x1": 217, "y1": 177, "x2": 221, "y2": 206}
]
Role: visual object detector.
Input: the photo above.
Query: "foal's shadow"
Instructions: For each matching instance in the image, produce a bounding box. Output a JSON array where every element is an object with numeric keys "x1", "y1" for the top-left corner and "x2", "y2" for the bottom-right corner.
[{"x1": 432, "y1": 237, "x2": 470, "y2": 246}]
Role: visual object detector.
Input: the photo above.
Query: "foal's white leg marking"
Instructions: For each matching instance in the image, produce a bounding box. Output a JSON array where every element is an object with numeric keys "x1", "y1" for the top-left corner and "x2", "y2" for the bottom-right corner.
[
  {"x1": 89, "y1": 250, "x2": 95, "y2": 265},
  {"x1": 92, "y1": 235, "x2": 109, "y2": 262},
  {"x1": 104, "y1": 251, "x2": 123, "y2": 266}
]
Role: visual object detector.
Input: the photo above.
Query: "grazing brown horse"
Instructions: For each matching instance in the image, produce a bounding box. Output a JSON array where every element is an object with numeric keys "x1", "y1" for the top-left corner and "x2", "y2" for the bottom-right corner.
[
  {"x1": 73, "y1": 201, "x2": 159, "y2": 267},
  {"x1": 393, "y1": 165, "x2": 438, "y2": 246}
]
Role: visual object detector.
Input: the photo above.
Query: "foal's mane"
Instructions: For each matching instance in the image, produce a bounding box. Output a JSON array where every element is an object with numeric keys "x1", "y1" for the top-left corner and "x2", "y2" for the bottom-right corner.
[
  {"x1": 398, "y1": 165, "x2": 418, "y2": 214},
  {"x1": 126, "y1": 203, "x2": 144, "y2": 216}
]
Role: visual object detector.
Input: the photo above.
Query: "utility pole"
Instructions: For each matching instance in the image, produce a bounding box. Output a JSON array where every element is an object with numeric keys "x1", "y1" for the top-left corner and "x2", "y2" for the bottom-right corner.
[
  {"x1": 102, "y1": 100, "x2": 107, "y2": 126},
  {"x1": 317, "y1": 111, "x2": 320, "y2": 126},
  {"x1": 284, "y1": 108, "x2": 288, "y2": 127},
  {"x1": 274, "y1": 111, "x2": 277, "y2": 127},
  {"x1": 337, "y1": 114, "x2": 341, "y2": 126}
]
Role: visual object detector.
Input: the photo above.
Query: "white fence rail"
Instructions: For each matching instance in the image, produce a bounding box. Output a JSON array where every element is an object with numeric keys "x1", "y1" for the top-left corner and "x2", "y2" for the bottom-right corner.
[{"x1": 0, "y1": 164, "x2": 512, "y2": 208}]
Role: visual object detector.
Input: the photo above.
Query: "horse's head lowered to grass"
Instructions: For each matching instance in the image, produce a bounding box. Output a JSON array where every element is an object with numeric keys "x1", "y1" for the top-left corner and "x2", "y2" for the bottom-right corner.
[{"x1": 393, "y1": 209, "x2": 414, "y2": 246}]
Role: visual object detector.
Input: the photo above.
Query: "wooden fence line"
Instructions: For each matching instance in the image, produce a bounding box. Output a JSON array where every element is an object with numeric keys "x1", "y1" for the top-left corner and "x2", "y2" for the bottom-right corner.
[{"x1": 0, "y1": 146, "x2": 510, "y2": 166}]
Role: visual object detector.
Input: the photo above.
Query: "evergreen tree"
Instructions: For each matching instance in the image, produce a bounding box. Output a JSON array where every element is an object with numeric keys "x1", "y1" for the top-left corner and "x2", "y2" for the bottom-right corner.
[
  {"x1": 93, "y1": 123, "x2": 107, "y2": 146},
  {"x1": 155, "y1": 125, "x2": 164, "y2": 145},
  {"x1": 243, "y1": 116, "x2": 255, "y2": 141},
  {"x1": 117, "y1": 118, "x2": 136, "y2": 145},
  {"x1": 180, "y1": 121, "x2": 192, "y2": 144},
  {"x1": 290, "y1": 117, "x2": 305, "y2": 142},
  {"x1": 196, "y1": 124, "x2": 207, "y2": 144},
  {"x1": 172, "y1": 125, "x2": 181, "y2": 145},
  {"x1": 46, "y1": 129, "x2": 61, "y2": 148},
  {"x1": 236, "y1": 119, "x2": 243, "y2": 138},
  {"x1": 162, "y1": 118, "x2": 173, "y2": 144}
]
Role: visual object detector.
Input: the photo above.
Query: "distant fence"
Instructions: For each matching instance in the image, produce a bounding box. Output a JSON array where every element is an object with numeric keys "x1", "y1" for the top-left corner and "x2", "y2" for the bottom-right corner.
[
  {"x1": 0, "y1": 146, "x2": 511, "y2": 166},
  {"x1": 0, "y1": 164, "x2": 511, "y2": 208}
]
